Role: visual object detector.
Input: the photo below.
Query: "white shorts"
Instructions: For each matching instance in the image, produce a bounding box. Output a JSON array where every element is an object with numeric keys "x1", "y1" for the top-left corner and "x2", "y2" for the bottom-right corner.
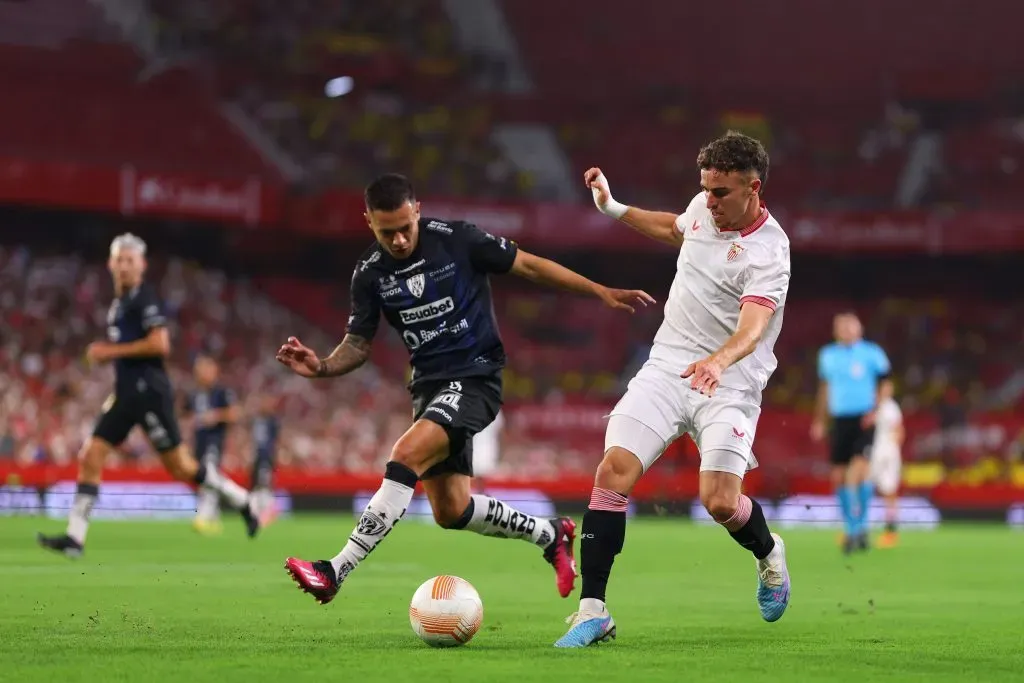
[
  {"x1": 870, "y1": 445, "x2": 902, "y2": 495},
  {"x1": 605, "y1": 360, "x2": 761, "y2": 478}
]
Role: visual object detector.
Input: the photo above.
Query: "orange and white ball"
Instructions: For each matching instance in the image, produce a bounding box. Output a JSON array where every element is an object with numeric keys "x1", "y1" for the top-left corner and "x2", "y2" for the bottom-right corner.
[{"x1": 409, "y1": 575, "x2": 484, "y2": 647}]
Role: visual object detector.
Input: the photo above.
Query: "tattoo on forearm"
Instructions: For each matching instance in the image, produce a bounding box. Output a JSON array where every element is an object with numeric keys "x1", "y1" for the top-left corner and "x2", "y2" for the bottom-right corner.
[{"x1": 316, "y1": 334, "x2": 371, "y2": 378}]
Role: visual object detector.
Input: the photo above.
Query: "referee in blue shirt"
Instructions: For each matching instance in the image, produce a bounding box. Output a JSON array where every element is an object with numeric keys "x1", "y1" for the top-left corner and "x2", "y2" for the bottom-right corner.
[{"x1": 811, "y1": 312, "x2": 893, "y2": 554}]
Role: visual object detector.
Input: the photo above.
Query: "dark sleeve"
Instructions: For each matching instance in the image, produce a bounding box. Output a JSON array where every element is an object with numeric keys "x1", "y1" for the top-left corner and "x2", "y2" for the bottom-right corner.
[
  {"x1": 184, "y1": 393, "x2": 195, "y2": 414},
  {"x1": 219, "y1": 388, "x2": 236, "y2": 408},
  {"x1": 460, "y1": 222, "x2": 519, "y2": 274},
  {"x1": 137, "y1": 285, "x2": 168, "y2": 331},
  {"x1": 345, "y1": 265, "x2": 381, "y2": 340}
]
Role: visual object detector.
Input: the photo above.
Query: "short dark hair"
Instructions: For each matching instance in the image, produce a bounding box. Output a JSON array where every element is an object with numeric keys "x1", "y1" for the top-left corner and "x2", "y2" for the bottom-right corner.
[
  {"x1": 696, "y1": 131, "x2": 769, "y2": 186},
  {"x1": 364, "y1": 173, "x2": 416, "y2": 212}
]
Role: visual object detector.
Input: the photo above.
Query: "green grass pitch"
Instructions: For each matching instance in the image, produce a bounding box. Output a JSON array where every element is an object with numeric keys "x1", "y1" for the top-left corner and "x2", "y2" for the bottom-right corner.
[{"x1": 2, "y1": 516, "x2": 1022, "y2": 683}]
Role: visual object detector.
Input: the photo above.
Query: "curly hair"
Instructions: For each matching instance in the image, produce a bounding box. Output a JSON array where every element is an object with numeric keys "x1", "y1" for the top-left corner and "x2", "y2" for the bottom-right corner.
[{"x1": 696, "y1": 131, "x2": 769, "y2": 186}]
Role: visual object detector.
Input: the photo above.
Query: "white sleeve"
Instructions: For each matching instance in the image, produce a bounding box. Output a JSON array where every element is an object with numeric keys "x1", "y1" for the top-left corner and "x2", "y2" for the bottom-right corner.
[
  {"x1": 673, "y1": 192, "x2": 707, "y2": 234},
  {"x1": 740, "y1": 241, "x2": 791, "y2": 312},
  {"x1": 673, "y1": 213, "x2": 688, "y2": 234}
]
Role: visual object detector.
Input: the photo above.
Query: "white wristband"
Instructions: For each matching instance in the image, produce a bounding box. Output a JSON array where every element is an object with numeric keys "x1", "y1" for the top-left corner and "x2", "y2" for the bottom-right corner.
[
  {"x1": 600, "y1": 196, "x2": 629, "y2": 220},
  {"x1": 591, "y1": 184, "x2": 629, "y2": 220}
]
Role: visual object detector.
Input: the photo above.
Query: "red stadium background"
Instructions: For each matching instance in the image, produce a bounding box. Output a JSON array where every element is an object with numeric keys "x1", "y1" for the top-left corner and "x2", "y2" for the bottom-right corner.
[{"x1": 1, "y1": 0, "x2": 1023, "y2": 520}]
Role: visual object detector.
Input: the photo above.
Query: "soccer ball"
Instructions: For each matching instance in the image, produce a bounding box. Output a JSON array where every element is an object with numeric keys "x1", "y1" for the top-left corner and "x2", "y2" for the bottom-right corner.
[{"x1": 409, "y1": 575, "x2": 484, "y2": 647}]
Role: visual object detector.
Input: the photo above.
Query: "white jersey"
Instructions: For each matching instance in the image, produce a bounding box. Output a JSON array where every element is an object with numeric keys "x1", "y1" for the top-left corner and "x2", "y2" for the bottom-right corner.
[
  {"x1": 649, "y1": 192, "x2": 791, "y2": 395},
  {"x1": 873, "y1": 398, "x2": 903, "y2": 452}
]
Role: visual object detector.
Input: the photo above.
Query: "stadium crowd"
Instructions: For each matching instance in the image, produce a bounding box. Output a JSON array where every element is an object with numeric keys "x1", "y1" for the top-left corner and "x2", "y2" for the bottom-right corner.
[
  {"x1": 139, "y1": 0, "x2": 1024, "y2": 212},
  {"x1": 2, "y1": 235, "x2": 1021, "y2": 478},
  {"x1": 148, "y1": 0, "x2": 525, "y2": 199},
  {"x1": 0, "y1": 244, "x2": 410, "y2": 474}
]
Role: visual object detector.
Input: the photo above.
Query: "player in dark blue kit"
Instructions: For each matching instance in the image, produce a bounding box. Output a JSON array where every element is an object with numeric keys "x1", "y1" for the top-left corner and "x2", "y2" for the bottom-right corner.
[
  {"x1": 186, "y1": 354, "x2": 241, "y2": 535},
  {"x1": 280, "y1": 174, "x2": 655, "y2": 605},
  {"x1": 250, "y1": 394, "x2": 281, "y2": 525},
  {"x1": 37, "y1": 234, "x2": 259, "y2": 557}
]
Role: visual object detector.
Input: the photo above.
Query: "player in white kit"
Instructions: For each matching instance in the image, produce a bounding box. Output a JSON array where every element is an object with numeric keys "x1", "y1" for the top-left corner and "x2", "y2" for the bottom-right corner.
[
  {"x1": 556, "y1": 132, "x2": 792, "y2": 648},
  {"x1": 869, "y1": 393, "x2": 904, "y2": 548}
]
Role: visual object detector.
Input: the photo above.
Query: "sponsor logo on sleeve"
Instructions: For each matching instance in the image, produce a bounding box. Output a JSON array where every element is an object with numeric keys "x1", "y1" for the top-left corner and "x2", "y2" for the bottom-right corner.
[
  {"x1": 425, "y1": 220, "x2": 453, "y2": 234},
  {"x1": 359, "y1": 251, "x2": 381, "y2": 272}
]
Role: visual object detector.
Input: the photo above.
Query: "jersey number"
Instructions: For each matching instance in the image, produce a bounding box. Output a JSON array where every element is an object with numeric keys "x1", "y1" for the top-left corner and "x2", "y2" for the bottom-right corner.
[{"x1": 435, "y1": 392, "x2": 461, "y2": 411}]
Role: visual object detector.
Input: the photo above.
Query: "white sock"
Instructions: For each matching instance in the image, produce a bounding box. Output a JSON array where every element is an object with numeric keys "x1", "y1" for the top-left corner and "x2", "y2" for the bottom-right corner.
[
  {"x1": 199, "y1": 465, "x2": 250, "y2": 510},
  {"x1": 580, "y1": 597, "x2": 606, "y2": 614},
  {"x1": 195, "y1": 487, "x2": 220, "y2": 521},
  {"x1": 330, "y1": 478, "x2": 414, "y2": 578},
  {"x1": 66, "y1": 485, "x2": 98, "y2": 545},
  {"x1": 254, "y1": 488, "x2": 275, "y2": 515},
  {"x1": 464, "y1": 495, "x2": 555, "y2": 548}
]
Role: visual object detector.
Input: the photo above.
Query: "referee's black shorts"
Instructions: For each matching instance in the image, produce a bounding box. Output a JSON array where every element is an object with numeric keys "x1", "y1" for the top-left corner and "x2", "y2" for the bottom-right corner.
[{"x1": 830, "y1": 415, "x2": 874, "y2": 465}]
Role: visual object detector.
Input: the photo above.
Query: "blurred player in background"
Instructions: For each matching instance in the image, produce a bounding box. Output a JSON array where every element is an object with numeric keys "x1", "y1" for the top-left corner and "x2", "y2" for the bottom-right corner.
[
  {"x1": 185, "y1": 354, "x2": 240, "y2": 535},
  {"x1": 250, "y1": 394, "x2": 281, "y2": 525},
  {"x1": 870, "y1": 389, "x2": 904, "y2": 548},
  {"x1": 557, "y1": 132, "x2": 792, "y2": 648},
  {"x1": 471, "y1": 408, "x2": 504, "y2": 484},
  {"x1": 812, "y1": 312, "x2": 893, "y2": 554},
  {"x1": 37, "y1": 234, "x2": 259, "y2": 557},
  {"x1": 277, "y1": 174, "x2": 653, "y2": 607}
]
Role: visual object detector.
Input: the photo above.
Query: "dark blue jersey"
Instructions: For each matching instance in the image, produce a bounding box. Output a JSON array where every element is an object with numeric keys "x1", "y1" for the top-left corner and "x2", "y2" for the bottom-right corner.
[
  {"x1": 347, "y1": 217, "x2": 518, "y2": 388},
  {"x1": 187, "y1": 385, "x2": 235, "y2": 445},
  {"x1": 104, "y1": 282, "x2": 170, "y2": 393},
  {"x1": 251, "y1": 415, "x2": 279, "y2": 461}
]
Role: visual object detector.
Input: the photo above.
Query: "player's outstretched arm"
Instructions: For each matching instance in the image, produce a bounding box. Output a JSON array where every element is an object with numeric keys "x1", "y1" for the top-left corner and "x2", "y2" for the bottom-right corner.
[
  {"x1": 509, "y1": 249, "x2": 655, "y2": 313},
  {"x1": 276, "y1": 334, "x2": 370, "y2": 379},
  {"x1": 584, "y1": 167, "x2": 682, "y2": 247},
  {"x1": 205, "y1": 401, "x2": 242, "y2": 426},
  {"x1": 682, "y1": 302, "x2": 774, "y2": 395},
  {"x1": 86, "y1": 327, "x2": 170, "y2": 364}
]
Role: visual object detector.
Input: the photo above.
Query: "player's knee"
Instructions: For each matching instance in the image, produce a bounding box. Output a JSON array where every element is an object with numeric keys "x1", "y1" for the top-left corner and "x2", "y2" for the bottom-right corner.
[
  {"x1": 830, "y1": 465, "x2": 846, "y2": 489},
  {"x1": 390, "y1": 440, "x2": 433, "y2": 474},
  {"x1": 166, "y1": 463, "x2": 191, "y2": 482},
  {"x1": 702, "y1": 491, "x2": 739, "y2": 523},
  {"x1": 433, "y1": 502, "x2": 467, "y2": 529},
  {"x1": 594, "y1": 448, "x2": 642, "y2": 494},
  {"x1": 163, "y1": 447, "x2": 198, "y2": 482},
  {"x1": 77, "y1": 438, "x2": 109, "y2": 481},
  {"x1": 849, "y1": 456, "x2": 869, "y2": 481}
]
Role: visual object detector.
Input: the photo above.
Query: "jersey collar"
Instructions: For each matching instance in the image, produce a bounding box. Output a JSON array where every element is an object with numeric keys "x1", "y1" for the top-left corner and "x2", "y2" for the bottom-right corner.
[{"x1": 718, "y1": 202, "x2": 769, "y2": 238}]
